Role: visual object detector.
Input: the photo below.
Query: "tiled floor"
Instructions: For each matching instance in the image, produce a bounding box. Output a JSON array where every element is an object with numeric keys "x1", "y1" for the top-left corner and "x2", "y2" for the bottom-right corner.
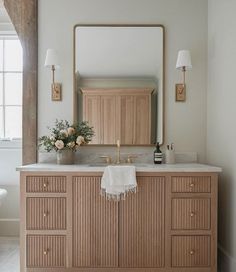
[{"x1": 0, "y1": 237, "x2": 19, "y2": 272}]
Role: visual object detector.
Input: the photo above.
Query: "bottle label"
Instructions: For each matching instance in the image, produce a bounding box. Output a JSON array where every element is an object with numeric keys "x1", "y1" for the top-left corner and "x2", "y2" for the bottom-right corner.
[{"x1": 154, "y1": 152, "x2": 162, "y2": 162}]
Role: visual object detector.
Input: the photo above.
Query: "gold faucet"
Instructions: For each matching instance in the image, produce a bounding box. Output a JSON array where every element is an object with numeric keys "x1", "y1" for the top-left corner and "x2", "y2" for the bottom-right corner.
[{"x1": 116, "y1": 139, "x2": 121, "y2": 164}]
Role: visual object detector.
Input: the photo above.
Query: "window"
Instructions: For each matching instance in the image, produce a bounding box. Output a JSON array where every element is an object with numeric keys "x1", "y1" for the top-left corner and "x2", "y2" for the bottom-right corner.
[{"x1": 0, "y1": 37, "x2": 23, "y2": 140}]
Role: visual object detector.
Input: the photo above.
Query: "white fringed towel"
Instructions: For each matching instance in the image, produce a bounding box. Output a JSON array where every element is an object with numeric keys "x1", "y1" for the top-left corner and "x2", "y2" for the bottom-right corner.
[{"x1": 101, "y1": 165, "x2": 137, "y2": 200}]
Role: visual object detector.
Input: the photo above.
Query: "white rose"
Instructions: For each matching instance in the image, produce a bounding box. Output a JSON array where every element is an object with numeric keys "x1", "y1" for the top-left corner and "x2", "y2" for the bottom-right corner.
[
  {"x1": 76, "y1": 136, "x2": 85, "y2": 146},
  {"x1": 67, "y1": 127, "x2": 75, "y2": 135},
  {"x1": 55, "y1": 140, "x2": 64, "y2": 150},
  {"x1": 67, "y1": 142, "x2": 75, "y2": 148},
  {"x1": 50, "y1": 136, "x2": 55, "y2": 141},
  {"x1": 60, "y1": 129, "x2": 68, "y2": 138}
]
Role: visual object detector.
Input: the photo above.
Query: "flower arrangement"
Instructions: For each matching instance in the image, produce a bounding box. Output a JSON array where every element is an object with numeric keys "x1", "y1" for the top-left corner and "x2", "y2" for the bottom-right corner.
[{"x1": 39, "y1": 120, "x2": 94, "y2": 152}]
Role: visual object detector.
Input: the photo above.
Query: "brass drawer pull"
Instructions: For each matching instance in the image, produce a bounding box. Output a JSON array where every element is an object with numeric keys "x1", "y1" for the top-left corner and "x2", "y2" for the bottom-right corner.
[
  {"x1": 190, "y1": 250, "x2": 195, "y2": 255},
  {"x1": 43, "y1": 182, "x2": 49, "y2": 188},
  {"x1": 190, "y1": 182, "x2": 195, "y2": 187},
  {"x1": 43, "y1": 211, "x2": 49, "y2": 217},
  {"x1": 43, "y1": 249, "x2": 49, "y2": 255},
  {"x1": 190, "y1": 211, "x2": 195, "y2": 217}
]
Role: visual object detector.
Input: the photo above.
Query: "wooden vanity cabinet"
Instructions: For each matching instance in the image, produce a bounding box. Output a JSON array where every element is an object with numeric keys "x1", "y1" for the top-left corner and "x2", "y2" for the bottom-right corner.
[
  {"x1": 82, "y1": 88, "x2": 153, "y2": 145},
  {"x1": 20, "y1": 171, "x2": 218, "y2": 272}
]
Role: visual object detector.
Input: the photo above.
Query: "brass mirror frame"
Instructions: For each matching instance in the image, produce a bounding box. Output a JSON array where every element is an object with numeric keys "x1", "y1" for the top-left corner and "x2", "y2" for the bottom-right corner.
[{"x1": 73, "y1": 24, "x2": 165, "y2": 146}]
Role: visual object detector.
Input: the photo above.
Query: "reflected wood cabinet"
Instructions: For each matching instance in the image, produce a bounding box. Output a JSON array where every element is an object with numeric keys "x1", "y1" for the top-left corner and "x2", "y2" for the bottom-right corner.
[
  {"x1": 20, "y1": 171, "x2": 218, "y2": 272},
  {"x1": 82, "y1": 88, "x2": 153, "y2": 145}
]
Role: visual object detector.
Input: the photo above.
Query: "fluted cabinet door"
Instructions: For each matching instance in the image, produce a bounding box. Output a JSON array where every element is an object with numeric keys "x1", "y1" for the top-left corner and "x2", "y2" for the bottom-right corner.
[
  {"x1": 119, "y1": 176, "x2": 165, "y2": 267},
  {"x1": 101, "y1": 95, "x2": 117, "y2": 144},
  {"x1": 83, "y1": 95, "x2": 101, "y2": 144},
  {"x1": 72, "y1": 176, "x2": 118, "y2": 267},
  {"x1": 133, "y1": 95, "x2": 151, "y2": 144}
]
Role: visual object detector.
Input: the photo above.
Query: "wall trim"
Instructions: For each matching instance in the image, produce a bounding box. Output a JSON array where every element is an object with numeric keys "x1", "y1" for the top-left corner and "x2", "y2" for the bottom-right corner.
[
  {"x1": 218, "y1": 244, "x2": 236, "y2": 272},
  {"x1": 0, "y1": 218, "x2": 20, "y2": 222},
  {"x1": 0, "y1": 220, "x2": 19, "y2": 236}
]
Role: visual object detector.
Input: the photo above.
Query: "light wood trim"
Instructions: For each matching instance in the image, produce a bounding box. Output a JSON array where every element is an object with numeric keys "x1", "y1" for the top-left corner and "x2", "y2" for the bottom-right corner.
[
  {"x1": 20, "y1": 172, "x2": 27, "y2": 272},
  {"x1": 66, "y1": 174, "x2": 73, "y2": 268},
  {"x1": 81, "y1": 88, "x2": 154, "y2": 95},
  {"x1": 210, "y1": 173, "x2": 218, "y2": 272},
  {"x1": 26, "y1": 268, "x2": 215, "y2": 272},
  {"x1": 4, "y1": 0, "x2": 38, "y2": 164}
]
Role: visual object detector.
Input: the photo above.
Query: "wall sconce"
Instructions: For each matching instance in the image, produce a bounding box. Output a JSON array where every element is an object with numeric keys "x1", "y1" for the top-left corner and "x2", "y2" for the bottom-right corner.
[
  {"x1": 175, "y1": 50, "x2": 192, "y2": 101},
  {"x1": 44, "y1": 49, "x2": 62, "y2": 101}
]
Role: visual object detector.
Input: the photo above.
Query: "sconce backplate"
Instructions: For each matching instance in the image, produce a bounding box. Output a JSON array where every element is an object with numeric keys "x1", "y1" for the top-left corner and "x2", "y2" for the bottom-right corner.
[
  {"x1": 51, "y1": 83, "x2": 62, "y2": 101},
  {"x1": 175, "y1": 83, "x2": 186, "y2": 102}
]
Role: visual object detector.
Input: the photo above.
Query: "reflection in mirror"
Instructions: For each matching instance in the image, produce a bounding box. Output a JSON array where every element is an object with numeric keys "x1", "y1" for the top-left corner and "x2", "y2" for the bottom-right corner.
[{"x1": 74, "y1": 25, "x2": 164, "y2": 145}]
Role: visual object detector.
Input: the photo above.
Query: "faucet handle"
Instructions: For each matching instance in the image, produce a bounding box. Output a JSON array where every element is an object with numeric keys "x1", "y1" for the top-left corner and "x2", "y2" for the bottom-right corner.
[
  {"x1": 126, "y1": 155, "x2": 138, "y2": 164},
  {"x1": 100, "y1": 155, "x2": 112, "y2": 164}
]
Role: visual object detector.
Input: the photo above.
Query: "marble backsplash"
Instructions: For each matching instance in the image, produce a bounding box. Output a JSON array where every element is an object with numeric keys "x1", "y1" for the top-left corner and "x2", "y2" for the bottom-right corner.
[{"x1": 38, "y1": 146, "x2": 198, "y2": 164}]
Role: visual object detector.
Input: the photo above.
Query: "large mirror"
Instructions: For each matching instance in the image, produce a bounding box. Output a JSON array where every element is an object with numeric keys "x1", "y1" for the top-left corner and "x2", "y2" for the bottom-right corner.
[{"x1": 73, "y1": 24, "x2": 164, "y2": 145}]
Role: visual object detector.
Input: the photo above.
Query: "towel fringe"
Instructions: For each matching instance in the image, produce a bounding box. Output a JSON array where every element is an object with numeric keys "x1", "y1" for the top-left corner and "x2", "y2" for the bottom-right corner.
[{"x1": 100, "y1": 187, "x2": 137, "y2": 201}]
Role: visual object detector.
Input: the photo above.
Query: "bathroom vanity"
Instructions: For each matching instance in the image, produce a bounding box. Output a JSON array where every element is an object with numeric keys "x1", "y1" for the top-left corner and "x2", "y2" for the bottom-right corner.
[{"x1": 18, "y1": 163, "x2": 221, "y2": 272}]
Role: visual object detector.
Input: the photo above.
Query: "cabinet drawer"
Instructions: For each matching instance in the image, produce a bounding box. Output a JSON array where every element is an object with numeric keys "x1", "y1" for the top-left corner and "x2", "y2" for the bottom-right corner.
[
  {"x1": 172, "y1": 236, "x2": 211, "y2": 267},
  {"x1": 26, "y1": 176, "x2": 66, "y2": 193},
  {"x1": 172, "y1": 176, "x2": 211, "y2": 193},
  {"x1": 26, "y1": 235, "x2": 66, "y2": 267},
  {"x1": 26, "y1": 197, "x2": 66, "y2": 230},
  {"x1": 172, "y1": 198, "x2": 211, "y2": 230}
]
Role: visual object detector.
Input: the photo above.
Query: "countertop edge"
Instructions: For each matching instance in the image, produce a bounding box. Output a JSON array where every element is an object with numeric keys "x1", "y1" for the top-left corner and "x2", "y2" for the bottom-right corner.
[{"x1": 16, "y1": 163, "x2": 222, "y2": 173}]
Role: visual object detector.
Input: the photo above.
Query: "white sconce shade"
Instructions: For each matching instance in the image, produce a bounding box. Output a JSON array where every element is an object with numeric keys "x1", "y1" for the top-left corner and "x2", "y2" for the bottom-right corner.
[
  {"x1": 44, "y1": 48, "x2": 62, "y2": 101},
  {"x1": 176, "y1": 50, "x2": 192, "y2": 70},
  {"x1": 44, "y1": 49, "x2": 60, "y2": 68}
]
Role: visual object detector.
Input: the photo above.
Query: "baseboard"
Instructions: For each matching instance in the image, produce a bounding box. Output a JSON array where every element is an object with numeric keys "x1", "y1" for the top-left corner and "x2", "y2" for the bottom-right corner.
[
  {"x1": 0, "y1": 219, "x2": 19, "y2": 236},
  {"x1": 218, "y1": 245, "x2": 236, "y2": 272}
]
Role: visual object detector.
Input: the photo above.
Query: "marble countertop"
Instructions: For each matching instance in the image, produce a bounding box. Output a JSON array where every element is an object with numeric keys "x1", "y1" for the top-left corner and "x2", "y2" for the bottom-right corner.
[{"x1": 17, "y1": 163, "x2": 222, "y2": 173}]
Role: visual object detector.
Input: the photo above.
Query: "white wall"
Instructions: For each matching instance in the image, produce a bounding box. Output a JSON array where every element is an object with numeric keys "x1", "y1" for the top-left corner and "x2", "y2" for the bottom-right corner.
[
  {"x1": 0, "y1": 7, "x2": 21, "y2": 236},
  {"x1": 207, "y1": 0, "x2": 236, "y2": 271},
  {"x1": 38, "y1": 0, "x2": 208, "y2": 162}
]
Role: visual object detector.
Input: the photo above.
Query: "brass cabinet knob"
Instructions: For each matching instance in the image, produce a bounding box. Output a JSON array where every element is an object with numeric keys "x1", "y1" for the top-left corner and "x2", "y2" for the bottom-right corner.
[
  {"x1": 190, "y1": 182, "x2": 195, "y2": 187},
  {"x1": 43, "y1": 182, "x2": 48, "y2": 188},
  {"x1": 43, "y1": 211, "x2": 49, "y2": 217},
  {"x1": 43, "y1": 249, "x2": 49, "y2": 255},
  {"x1": 190, "y1": 211, "x2": 195, "y2": 217},
  {"x1": 190, "y1": 250, "x2": 195, "y2": 255}
]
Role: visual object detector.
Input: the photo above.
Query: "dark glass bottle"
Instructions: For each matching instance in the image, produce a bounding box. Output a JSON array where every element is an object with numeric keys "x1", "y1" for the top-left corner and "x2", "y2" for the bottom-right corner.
[{"x1": 154, "y1": 142, "x2": 163, "y2": 164}]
